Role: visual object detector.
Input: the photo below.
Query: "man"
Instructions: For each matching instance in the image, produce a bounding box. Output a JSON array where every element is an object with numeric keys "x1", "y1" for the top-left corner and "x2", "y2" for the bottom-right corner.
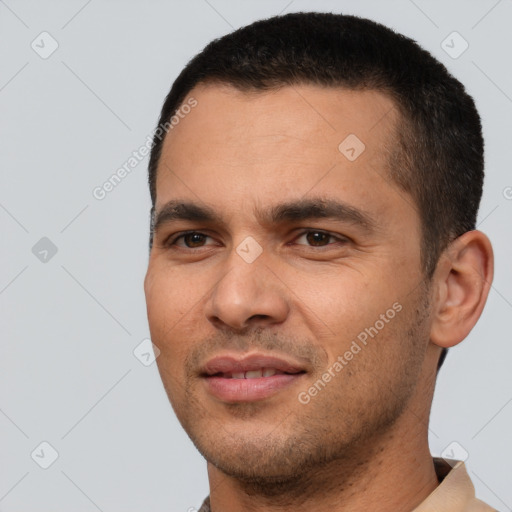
[{"x1": 144, "y1": 12, "x2": 495, "y2": 512}]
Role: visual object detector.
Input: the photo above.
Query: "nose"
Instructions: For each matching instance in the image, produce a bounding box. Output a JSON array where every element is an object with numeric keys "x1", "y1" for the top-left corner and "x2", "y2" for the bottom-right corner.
[{"x1": 204, "y1": 247, "x2": 290, "y2": 332}]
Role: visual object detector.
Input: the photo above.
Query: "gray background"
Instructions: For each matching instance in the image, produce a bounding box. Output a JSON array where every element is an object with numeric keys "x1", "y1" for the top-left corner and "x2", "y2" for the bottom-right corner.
[{"x1": 1, "y1": 0, "x2": 511, "y2": 510}]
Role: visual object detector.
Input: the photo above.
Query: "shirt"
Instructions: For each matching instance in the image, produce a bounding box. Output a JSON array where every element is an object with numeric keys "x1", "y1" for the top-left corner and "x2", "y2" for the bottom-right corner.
[{"x1": 197, "y1": 458, "x2": 496, "y2": 511}]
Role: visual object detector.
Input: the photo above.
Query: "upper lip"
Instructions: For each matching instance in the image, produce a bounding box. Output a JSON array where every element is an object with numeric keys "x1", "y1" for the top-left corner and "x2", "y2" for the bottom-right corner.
[{"x1": 201, "y1": 352, "x2": 307, "y2": 376}]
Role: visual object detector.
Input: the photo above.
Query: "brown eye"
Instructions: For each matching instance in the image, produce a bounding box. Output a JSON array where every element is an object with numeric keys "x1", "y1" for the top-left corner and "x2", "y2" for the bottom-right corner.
[
  {"x1": 305, "y1": 231, "x2": 330, "y2": 246},
  {"x1": 166, "y1": 231, "x2": 213, "y2": 249},
  {"x1": 295, "y1": 230, "x2": 345, "y2": 248},
  {"x1": 181, "y1": 233, "x2": 208, "y2": 248}
]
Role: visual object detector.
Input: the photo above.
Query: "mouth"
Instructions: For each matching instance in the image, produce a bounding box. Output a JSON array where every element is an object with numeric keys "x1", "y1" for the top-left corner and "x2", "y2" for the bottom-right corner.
[
  {"x1": 210, "y1": 368, "x2": 301, "y2": 379},
  {"x1": 201, "y1": 354, "x2": 307, "y2": 402}
]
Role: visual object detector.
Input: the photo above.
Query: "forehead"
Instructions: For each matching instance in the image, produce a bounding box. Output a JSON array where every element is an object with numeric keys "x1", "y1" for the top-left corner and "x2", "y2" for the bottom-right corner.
[
  {"x1": 161, "y1": 82, "x2": 398, "y2": 154},
  {"x1": 155, "y1": 83, "x2": 415, "y2": 231}
]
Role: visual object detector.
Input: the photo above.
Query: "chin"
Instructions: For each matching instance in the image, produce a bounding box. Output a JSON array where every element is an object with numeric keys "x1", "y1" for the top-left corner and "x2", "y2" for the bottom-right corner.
[{"x1": 193, "y1": 420, "x2": 345, "y2": 482}]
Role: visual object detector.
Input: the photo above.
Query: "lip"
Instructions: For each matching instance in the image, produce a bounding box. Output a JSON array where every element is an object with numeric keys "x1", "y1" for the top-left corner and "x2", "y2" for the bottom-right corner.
[
  {"x1": 201, "y1": 352, "x2": 307, "y2": 402},
  {"x1": 202, "y1": 353, "x2": 306, "y2": 376}
]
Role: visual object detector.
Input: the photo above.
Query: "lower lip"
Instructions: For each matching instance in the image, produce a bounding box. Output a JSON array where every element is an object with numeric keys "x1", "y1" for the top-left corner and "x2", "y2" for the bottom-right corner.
[{"x1": 203, "y1": 374, "x2": 304, "y2": 402}]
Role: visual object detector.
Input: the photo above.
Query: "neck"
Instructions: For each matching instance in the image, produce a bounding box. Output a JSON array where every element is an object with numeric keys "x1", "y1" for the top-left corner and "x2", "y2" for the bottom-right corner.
[{"x1": 206, "y1": 412, "x2": 439, "y2": 512}]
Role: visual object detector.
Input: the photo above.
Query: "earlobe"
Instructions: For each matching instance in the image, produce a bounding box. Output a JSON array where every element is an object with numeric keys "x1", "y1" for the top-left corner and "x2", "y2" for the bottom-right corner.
[{"x1": 430, "y1": 230, "x2": 494, "y2": 349}]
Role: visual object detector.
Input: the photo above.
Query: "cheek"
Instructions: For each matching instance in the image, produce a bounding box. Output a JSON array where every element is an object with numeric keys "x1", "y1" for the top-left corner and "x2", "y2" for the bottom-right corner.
[
  {"x1": 297, "y1": 267, "x2": 373, "y2": 323},
  {"x1": 145, "y1": 260, "x2": 203, "y2": 316},
  {"x1": 296, "y1": 265, "x2": 403, "y2": 358},
  {"x1": 145, "y1": 267, "x2": 194, "y2": 360}
]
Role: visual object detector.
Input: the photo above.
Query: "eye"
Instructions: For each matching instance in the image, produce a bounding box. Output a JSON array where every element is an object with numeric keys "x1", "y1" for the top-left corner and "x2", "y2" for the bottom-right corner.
[
  {"x1": 294, "y1": 230, "x2": 347, "y2": 248},
  {"x1": 165, "y1": 231, "x2": 215, "y2": 249},
  {"x1": 162, "y1": 229, "x2": 348, "y2": 251}
]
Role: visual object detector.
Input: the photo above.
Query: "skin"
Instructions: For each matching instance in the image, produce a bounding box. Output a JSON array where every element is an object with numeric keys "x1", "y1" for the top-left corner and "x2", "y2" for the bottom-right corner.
[{"x1": 144, "y1": 83, "x2": 494, "y2": 512}]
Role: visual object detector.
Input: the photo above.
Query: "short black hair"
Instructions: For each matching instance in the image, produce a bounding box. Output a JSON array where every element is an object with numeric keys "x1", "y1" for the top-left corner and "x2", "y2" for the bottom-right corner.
[{"x1": 148, "y1": 12, "x2": 485, "y2": 371}]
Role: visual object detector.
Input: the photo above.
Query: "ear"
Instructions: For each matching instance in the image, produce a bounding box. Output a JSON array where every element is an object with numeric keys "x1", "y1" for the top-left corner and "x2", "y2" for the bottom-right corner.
[{"x1": 430, "y1": 230, "x2": 494, "y2": 348}]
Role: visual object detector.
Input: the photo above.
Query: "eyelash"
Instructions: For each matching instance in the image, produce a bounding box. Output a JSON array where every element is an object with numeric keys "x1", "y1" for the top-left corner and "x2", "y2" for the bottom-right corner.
[{"x1": 163, "y1": 230, "x2": 348, "y2": 251}]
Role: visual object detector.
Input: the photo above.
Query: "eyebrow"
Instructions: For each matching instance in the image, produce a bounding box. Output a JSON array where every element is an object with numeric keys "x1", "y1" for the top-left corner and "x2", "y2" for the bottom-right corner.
[{"x1": 152, "y1": 197, "x2": 379, "y2": 235}]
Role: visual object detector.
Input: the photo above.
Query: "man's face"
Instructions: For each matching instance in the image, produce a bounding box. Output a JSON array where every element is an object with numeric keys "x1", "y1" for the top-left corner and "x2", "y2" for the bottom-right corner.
[{"x1": 144, "y1": 84, "x2": 434, "y2": 482}]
